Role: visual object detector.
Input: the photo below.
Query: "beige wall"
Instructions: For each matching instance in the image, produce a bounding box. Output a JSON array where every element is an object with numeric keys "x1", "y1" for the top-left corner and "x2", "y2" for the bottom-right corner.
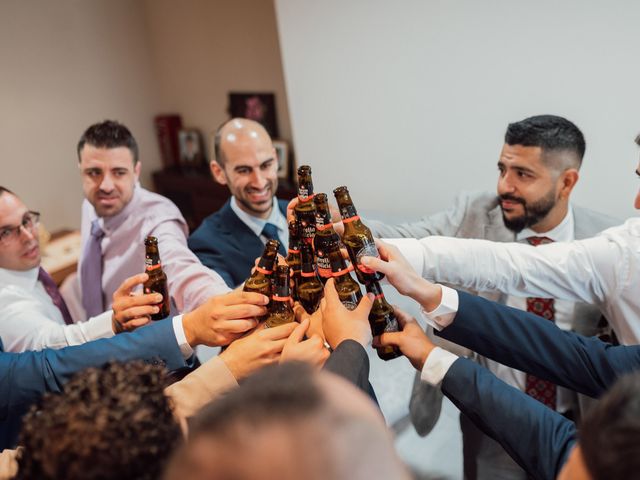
[
  {"x1": 143, "y1": 0, "x2": 292, "y2": 156},
  {"x1": 0, "y1": 0, "x2": 162, "y2": 231},
  {"x1": 1, "y1": 0, "x2": 290, "y2": 230}
]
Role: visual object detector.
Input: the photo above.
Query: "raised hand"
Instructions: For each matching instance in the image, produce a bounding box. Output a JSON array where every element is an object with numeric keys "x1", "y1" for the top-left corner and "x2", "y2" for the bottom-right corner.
[
  {"x1": 111, "y1": 273, "x2": 160, "y2": 333},
  {"x1": 281, "y1": 318, "x2": 330, "y2": 368},
  {"x1": 321, "y1": 278, "x2": 374, "y2": 349}
]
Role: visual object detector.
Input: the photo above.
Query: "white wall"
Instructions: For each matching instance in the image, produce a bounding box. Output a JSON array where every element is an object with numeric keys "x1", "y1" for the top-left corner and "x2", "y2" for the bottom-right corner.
[
  {"x1": 275, "y1": 0, "x2": 640, "y2": 221},
  {"x1": 0, "y1": 0, "x2": 162, "y2": 230}
]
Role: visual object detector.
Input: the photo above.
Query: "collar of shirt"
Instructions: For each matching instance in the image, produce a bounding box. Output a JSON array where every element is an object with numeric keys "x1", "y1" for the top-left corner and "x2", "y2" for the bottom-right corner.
[
  {"x1": 0, "y1": 266, "x2": 39, "y2": 291},
  {"x1": 516, "y1": 204, "x2": 575, "y2": 243},
  {"x1": 230, "y1": 196, "x2": 287, "y2": 239},
  {"x1": 92, "y1": 182, "x2": 142, "y2": 234}
]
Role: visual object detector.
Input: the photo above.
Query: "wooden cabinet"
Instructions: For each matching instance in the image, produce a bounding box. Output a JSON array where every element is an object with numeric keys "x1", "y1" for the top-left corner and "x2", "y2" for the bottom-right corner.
[{"x1": 152, "y1": 167, "x2": 297, "y2": 231}]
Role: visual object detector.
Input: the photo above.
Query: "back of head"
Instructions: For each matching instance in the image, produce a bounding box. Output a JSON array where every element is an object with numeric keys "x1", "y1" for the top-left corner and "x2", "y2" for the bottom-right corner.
[
  {"x1": 77, "y1": 120, "x2": 139, "y2": 163},
  {"x1": 579, "y1": 372, "x2": 640, "y2": 480},
  {"x1": 504, "y1": 115, "x2": 585, "y2": 170},
  {"x1": 17, "y1": 361, "x2": 180, "y2": 480},
  {"x1": 164, "y1": 362, "x2": 410, "y2": 480}
]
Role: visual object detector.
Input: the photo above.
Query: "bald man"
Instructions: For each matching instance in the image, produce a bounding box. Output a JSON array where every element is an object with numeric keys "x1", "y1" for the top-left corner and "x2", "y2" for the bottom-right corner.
[{"x1": 189, "y1": 118, "x2": 289, "y2": 287}]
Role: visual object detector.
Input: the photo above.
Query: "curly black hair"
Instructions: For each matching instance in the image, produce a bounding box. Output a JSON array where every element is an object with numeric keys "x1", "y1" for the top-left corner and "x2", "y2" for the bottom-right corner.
[{"x1": 16, "y1": 360, "x2": 181, "y2": 480}]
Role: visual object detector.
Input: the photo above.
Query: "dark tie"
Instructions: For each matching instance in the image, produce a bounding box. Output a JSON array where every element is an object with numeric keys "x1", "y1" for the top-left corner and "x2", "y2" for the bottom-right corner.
[
  {"x1": 81, "y1": 219, "x2": 105, "y2": 317},
  {"x1": 262, "y1": 223, "x2": 286, "y2": 256},
  {"x1": 524, "y1": 236, "x2": 557, "y2": 409},
  {"x1": 38, "y1": 267, "x2": 74, "y2": 325}
]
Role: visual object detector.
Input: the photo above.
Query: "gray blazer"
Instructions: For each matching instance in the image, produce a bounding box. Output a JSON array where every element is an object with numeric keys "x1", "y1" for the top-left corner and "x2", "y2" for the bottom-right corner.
[{"x1": 368, "y1": 190, "x2": 620, "y2": 436}]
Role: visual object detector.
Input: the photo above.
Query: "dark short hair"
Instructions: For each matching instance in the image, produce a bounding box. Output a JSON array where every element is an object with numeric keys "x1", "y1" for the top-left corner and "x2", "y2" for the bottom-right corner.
[
  {"x1": 0, "y1": 186, "x2": 14, "y2": 197},
  {"x1": 77, "y1": 120, "x2": 139, "y2": 163},
  {"x1": 634, "y1": 133, "x2": 640, "y2": 146},
  {"x1": 579, "y1": 372, "x2": 640, "y2": 480},
  {"x1": 505, "y1": 115, "x2": 585, "y2": 169},
  {"x1": 17, "y1": 361, "x2": 181, "y2": 480},
  {"x1": 213, "y1": 120, "x2": 228, "y2": 166}
]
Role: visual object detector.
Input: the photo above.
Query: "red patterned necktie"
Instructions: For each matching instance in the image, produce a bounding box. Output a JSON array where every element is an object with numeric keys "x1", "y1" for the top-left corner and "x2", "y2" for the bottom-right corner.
[
  {"x1": 524, "y1": 236, "x2": 557, "y2": 409},
  {"x1": 38, "y1": 267, "x2": 74, "y2": 325}
]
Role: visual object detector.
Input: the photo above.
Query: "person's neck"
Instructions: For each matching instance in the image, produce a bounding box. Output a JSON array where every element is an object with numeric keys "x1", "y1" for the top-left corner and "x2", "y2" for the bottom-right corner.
[
  {"x1": 530, "y1": 201, "x2": 569, "y2": 234},
  {"x1": 235, "y1": 196, "x2": 273, "y2": 220}
]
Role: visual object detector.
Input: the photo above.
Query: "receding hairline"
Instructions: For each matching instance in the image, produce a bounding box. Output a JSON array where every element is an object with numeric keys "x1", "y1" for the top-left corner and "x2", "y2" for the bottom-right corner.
[{"x1": 212, "y1": 118, "x2": 272, "y2": 166}]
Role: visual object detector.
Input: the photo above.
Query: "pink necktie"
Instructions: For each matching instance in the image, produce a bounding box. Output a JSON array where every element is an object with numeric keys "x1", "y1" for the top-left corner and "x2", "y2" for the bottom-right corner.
[{"x1": 38, "y1": 267, "x2": 74, "y2": 325}]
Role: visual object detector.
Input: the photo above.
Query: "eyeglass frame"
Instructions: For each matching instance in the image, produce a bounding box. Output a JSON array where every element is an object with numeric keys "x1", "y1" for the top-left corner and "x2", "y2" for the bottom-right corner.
[{"x1": 0, "y1": 211, "x2": 41, "y2": 245}]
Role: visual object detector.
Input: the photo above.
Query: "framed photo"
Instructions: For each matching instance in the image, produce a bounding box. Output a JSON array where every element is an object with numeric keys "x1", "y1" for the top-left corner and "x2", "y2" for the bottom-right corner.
[
  {"x1": 272, "y1": 140, "x2": 289, "y2": 179},
  {"x1": 178, "y1": 129, "x2": 205, "y2": 168},
  {"x1": 228, "y1": 92, "x2": 279, "y2": 138}
]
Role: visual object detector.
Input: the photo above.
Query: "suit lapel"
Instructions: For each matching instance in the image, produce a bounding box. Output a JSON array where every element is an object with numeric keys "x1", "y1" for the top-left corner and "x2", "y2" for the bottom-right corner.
[
  {"x1": 484, "y1": 206, "x2": 516, "y2": 242},
  {"x1": 217, "y1": 201, "x2": 265, "y2": 253}
]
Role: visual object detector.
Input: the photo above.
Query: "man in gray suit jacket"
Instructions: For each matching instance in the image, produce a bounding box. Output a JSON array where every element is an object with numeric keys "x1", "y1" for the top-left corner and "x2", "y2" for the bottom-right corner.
[{"x1": 368, "y1": 115, "x2": 618, "y2": 480}]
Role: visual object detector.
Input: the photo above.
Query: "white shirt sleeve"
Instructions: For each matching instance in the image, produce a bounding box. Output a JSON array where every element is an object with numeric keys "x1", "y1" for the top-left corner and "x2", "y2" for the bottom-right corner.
[
  {"x1": 150, "y1": 220, "x2": 231, "y2": 313},
  {"x1": 420, "y1": 347, "x2": 459, "y2": 386},
  {"x1": 0, "y1": 289, "x2": 114, "y2": 352},
  {"x1": 172, "y1": 314, "x2": 194, "y2": 359},
  {"x1": 384, "y1": 235, "x2": 617, "y2": 306}
]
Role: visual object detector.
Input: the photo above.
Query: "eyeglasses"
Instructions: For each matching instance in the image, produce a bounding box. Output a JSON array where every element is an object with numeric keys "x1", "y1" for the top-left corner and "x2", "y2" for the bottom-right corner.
[{"x1": 0, "y1": 211, "x2": 40, "y2": 245}]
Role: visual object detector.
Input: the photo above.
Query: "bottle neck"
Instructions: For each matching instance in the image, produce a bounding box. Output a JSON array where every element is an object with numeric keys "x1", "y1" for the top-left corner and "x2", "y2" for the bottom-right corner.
[
  {"x1": 297, "y1": 183, "x2": 314, "y2": 202},
  {"x1": 315, "y1": 208, "x2": 333, "y2": 231},
  {"x1": 338, "y1": 203, "x2": 358, "y2": 220},
  {"x1": 145, "y1": 250, "x2": 162, "y2": 270}
]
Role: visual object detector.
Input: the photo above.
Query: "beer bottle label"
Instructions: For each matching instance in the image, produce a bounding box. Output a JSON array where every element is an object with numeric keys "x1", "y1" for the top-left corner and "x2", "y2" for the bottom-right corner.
[
  {"x1": 145, "y1": 260, "x2": 161, "y2": 271},
  {"x1": 272, "y1": 295, "x2": 291, "y2": 302},
  {"x1": 384, "y1": 317, "x2": 400, "y2": 333},
  {"x1": 316, "y1": 255, "x2": 332, "y2": 278},
  {"x1": 339, "y1": 205, "x2": 358, "y2": 219},
  {"x1": 298, "y1": 187, "x2": 313, "y2": 202},
  {"x1": 355, "y1": 239, "x2": 379, "y2": 274}
]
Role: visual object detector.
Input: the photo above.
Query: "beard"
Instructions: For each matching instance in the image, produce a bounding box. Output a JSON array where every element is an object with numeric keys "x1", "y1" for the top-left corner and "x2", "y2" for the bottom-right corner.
[{"x1": 499, "y1": 189, "x2": 557, "y2": 233}]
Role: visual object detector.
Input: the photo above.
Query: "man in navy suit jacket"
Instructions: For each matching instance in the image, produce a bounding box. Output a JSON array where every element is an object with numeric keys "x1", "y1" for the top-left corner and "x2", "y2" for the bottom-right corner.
[{"x1": 189, "y1": 118, "x2": 290, "y2": 287}]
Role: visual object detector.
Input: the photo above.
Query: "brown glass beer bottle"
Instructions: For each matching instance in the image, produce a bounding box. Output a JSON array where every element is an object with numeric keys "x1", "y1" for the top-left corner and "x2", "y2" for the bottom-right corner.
[
  {"x1": 313, "y1": 193, "x2": 340, "y2": 284},
  {"x1": 366, "y1": 281, "x2": 402, "y2": 361},
  {"x1": 265, "y1": 265, "x2": 295, "y2": 328},
  {"x1": 333, "y1": 186, "x2": 384, "y2": 284},
  {"x1": 244, "y1": 239, "x2": 280, "y2": 320},
  {"x1": 328, "y1": 240, "x2": 362, "y2": 310},
  {"x1": 294, "y1": 165, "x2": 316, "y2": 246},
  {"x1": 143, "y1": 236, "x2": 171, "y2": 321},
  {"x1": 297, "y1": 244, "x2": 324, "y2": 314},
  {"x1": 286, "y1": 220, "x2": 302, "y2": 301}
]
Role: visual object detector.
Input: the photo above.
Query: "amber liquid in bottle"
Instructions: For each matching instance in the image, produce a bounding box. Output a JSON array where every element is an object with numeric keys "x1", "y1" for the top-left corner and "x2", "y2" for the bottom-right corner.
[
  {"x1": 294, "y1": 165, "x2": 316, "y2": 246},
  {"x1": 143, "y1": 236, "x2": 171, "y2": 321},
  {"x1": 328, "y1": 241, "x2": 362, "y2": 310},
  {"x1": 265, "y1": 265, "x2": 295, "y2": 328},
  {"x1": 313, "y1": 193, "x2": 341, "y2": 285},
  {"x1": 244, "y1": 239, "x2": 280, "y2": 321},
  {"x1": 286, "y1": 220, "x2": 302, "y2": 301},
  {"x1": 297, "y1": 244, "x2": 324, "y2": 314},
  {"x1": 333, "y1": 186, "x2": 384, "y2": 284},
  {"x1": 366, "y1": 281, "x2": 402, "y2": 360}
]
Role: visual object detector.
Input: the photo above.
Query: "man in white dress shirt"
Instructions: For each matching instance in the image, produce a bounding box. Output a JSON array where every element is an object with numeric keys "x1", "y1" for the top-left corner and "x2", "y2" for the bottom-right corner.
[
  {"x1": 75, "y1": 120, "x2": 231, "y2": 320},
  {"x1": 0, "y1": 187, "x2": 162, "y2": 352}
]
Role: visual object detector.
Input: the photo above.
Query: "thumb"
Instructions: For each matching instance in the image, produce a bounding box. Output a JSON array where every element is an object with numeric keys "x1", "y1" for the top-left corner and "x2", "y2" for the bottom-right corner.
[
  {"x1": 355, "y1": 292, "x2": 374, "y2": 316},
  {"x1": 360, "y1": 255, "x2": 389, "y2": 275},
  {"x1": 286, "y1": 318, "x2": 309, "y2": 346},
  {"x1": 376, "y1": 331, "x2": 404, "y2": 348}
]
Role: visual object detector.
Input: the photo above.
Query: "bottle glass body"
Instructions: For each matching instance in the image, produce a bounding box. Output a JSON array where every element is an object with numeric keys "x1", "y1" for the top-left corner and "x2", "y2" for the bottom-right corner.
[
  {"x1": 294, "y1": 165, "x2": 316, "y2": 246},
  {"x1": 366, "y1": 281, "x2": 402, "y2": 360},
  {"x1": 313, "y1": 193, "x2": 340, "y2": 284},
  {"x1": 333, "y1": 186, "x2": 384, "y2": 284},
  {"x1": 328, "y1": 241, "x2": 362, "y2": 310},
  {"x1": 244, "y1": 240, "x2": 280, "y2": 320},
  {"x1": 286, "y1": 221, "x2": 302, "y2": 301},
  {"x1": 143, "y1": 236, "x2": 171, "y2": 321},
  {"x1": 297, "y1": 244, "x2": 324, "y2": 313},
  {"x1": 265, "y1": 265, "x2": 295, "y2": 327}
]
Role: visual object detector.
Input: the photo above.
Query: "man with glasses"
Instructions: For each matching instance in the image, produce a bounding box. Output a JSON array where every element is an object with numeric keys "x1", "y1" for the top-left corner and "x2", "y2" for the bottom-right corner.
[{"x1": 0, "y1": 186, "x2": 161, "y2": 352}]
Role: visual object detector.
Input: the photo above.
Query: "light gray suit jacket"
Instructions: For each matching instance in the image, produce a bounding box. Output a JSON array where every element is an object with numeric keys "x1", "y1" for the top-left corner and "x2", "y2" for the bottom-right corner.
[{"x1": 368, "y1": 190, "x2": 620, "y2": 435}]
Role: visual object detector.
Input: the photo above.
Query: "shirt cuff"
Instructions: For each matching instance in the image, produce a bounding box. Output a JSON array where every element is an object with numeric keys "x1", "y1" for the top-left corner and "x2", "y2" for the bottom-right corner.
[
  {"x1": 86, "y1": 311, "x2": 116, "y2": 339},
  {"x1": 420, "y1": 346, "x2": 459, "y2": 386},
  {"x1": 380, "y1": 238, "x2": 425, "y2": 277},
  {"x1": 420, "y1": 285, "x2": 459, "y2": 331},
  {"x1": 172, "y1": 314, "x2": 194, "y2": 359}
]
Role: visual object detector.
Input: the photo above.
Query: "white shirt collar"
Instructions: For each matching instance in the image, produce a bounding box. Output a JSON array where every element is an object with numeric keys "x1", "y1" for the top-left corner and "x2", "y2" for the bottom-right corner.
[
  {"x1": 516, "y1": 204, "x2": 575, "y2": 243},
  {"x1": 230, "y1": 196, "x2": 287, "y2": 238},
  {"x1": 0, "y1": 265, "x2": 39, "y2": 291}
]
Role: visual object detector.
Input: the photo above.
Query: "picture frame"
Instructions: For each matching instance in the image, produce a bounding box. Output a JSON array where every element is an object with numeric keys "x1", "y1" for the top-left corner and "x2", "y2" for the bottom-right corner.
[
  {"x1": 228, "y1": 92, "x2": 279, "y2": 138},
  {"x1": 178, "y1": 129, "x2": 205, "y2": 168},
  {"x1": 272, "y1": 140, "x2": 289, "y2": 179}
]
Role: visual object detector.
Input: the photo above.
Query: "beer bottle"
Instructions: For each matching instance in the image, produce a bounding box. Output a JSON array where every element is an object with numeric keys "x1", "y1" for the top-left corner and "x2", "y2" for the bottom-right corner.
[
  {"x1": 265, "y1": 265, "x2": 295, "y2": 328},
  {"x1": 244, "y1": 239, "x2": 280, "y2": 320},
  {"x1": 328, "y1": 240, "x2": 362, "y2": 311},
  {"x1": 313, "y1": 193, "x2": 340, "y2": 284},
  {"x1": 333, "y1": 186, "x2": 384, "y2": 284},
  {"x1": 143, "y1": 236, "x2": 171, "y2": 321},
  {"x1": 297, "y1": 244, "x2": 324, "y2": 314},
  {"x1": 366, "y1": 281, "x2": 402, "y2": 361},
  {"x1": 294, "y1": 165, "x2": 316, "y2": 246},
  {"x1": 286, "y1": 220, "x2": 302, "y2": 301}
]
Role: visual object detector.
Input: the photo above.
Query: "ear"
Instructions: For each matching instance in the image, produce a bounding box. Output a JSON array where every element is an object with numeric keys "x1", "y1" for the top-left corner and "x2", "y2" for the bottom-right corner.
[
  {"x1": 210, "y1": 160, "x2": 227, "y2": 185},
  {"x1": 559, "y1": 168, "x2": 579, "y2": 200},
  {"x1": 134, "y1": 161, "x2": 142, "y2": 180}
]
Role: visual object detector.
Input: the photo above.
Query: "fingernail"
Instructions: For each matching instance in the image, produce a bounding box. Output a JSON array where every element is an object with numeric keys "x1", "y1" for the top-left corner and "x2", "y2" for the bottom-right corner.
[
  {"x1": 155, "y1": 294, "x2": 163, "y2": 302},
  {"x1": 153, "y1": 307, "x2": 159, "y2": 313},
  {"x1": 366, "y1": 293, "x2": 375, "y2": 300}
]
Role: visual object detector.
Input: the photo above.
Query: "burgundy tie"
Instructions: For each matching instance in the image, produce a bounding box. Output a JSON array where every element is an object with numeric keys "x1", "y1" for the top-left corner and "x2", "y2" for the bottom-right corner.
[
  {"x1": 38, "y1": 267, "x2": 74, "y2": 325},
  {"x1": 524, "y1": 236, "x2": 557, "y2": 409}
]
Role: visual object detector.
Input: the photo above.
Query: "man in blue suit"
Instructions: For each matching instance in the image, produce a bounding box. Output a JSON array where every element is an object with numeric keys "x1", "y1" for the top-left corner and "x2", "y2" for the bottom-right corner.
[
  {"x1": 365, "y1": 240, "x2": 640, "y2": 479},
  {"x1": 0, "y1": 288, "x2": 268, "y2": 450},
  {"x1": 189, "y1": 118, "x2": 289, "y2": 287}
]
